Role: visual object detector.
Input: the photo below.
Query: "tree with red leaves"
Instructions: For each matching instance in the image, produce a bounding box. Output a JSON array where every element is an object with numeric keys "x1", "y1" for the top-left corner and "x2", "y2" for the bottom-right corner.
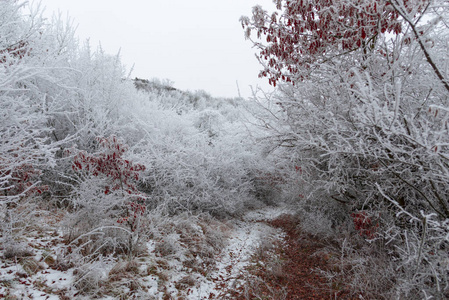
[
  {"x1": 73, "y1": 136, "x2": 145, "y2": 196},
  {"x1": 66, "y1": 136, "x2": 149, "y2": 257},
  {"x1": 241, "y1": 0, "x2": 428, "y2": 86},
  {"x1": 72, "y1": 135, "x2": 147, "y2": 233}
]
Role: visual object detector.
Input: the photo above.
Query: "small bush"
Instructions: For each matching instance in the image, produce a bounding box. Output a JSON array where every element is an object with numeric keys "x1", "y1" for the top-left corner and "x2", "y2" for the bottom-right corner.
[
  {"x1": 20, "y1": 257, "x2": 44, "y2": 275},
  {"x1": 3, "y1": 243, "x2": 33, "y2": 260},
  {"x1": 73, "y1": 259, "x2": 112, "y2": 296}
]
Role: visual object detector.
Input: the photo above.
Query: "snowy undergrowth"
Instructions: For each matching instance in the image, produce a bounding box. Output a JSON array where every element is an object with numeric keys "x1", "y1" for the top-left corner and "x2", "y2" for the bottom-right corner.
[
  {"x1": 0, "y1": 209, "x2": 76, "y2": 300},
  {"x1": 0, "y1": 204, "x2": 289, "y2": 299}
]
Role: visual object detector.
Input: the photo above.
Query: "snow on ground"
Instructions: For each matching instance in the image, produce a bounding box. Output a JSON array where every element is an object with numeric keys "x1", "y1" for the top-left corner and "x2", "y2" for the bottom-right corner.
[
  {"x1": 201, "y1": 218, "x2": 285, "y2": 299},
  {"x1": 0, "y1": 205, "x2": 290, "y2": 299},
  {"x1": 243, "y1": 204, "x2": 294, "y2": 222},
  {"x1": 0, "y1": 228, "x2": 75, "y2": 299},
  {"x1": 155, "y1": 205, "x2": 289, "y2": 299}
]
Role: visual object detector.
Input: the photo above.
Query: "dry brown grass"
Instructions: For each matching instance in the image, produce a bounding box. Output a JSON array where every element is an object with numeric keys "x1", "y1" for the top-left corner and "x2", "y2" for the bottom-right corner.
[
  {"x1": 108, "y1": 259, "x2": 140, "y2": 282},
  {"x1": 174, "y1": 275, "x2": 196, "y2": 290},
  {"x1": 20, "y1": 257, "x2": 44, "y2": 275}
]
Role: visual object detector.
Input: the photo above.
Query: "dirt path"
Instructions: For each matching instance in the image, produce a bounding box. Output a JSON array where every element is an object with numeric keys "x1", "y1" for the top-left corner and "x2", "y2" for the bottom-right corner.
[
  {"x1": 267, "y1": 215, "x2": 344, "y2": 299},
  {"x1": 229, "y1": 213, "x2": 351, "y2": 300},
  {"x1": 204, "y1": 215, "x2": 285, "y2": 299}
]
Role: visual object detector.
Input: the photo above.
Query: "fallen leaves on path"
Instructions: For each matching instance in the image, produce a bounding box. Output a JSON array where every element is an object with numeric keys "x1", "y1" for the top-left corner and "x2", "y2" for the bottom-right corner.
[{"x1": 233, "y1": 214, "x2": 354, "y2": 300}]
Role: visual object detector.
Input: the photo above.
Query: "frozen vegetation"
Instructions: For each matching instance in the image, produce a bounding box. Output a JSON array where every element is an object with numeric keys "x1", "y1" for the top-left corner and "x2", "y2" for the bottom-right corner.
[{"x1": 1, "y1": 0, "x2": 449, "y2": 299}]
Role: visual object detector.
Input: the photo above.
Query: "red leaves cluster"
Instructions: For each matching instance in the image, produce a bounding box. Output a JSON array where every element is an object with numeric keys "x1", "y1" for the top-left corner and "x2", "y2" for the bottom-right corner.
[
  {"x1": 72, "y1": 136, "x2": 145, "y2": 195},
  {"x1": 351, "y1": 211, "x2": 379, "y2": 239},
  {"x1": 0, "y1": 40, "x2": 30, "y2": 65},
  {"x1": 255, "y1": 171, "x2": 286, "y2": 187},
  {"x1": 2, "y1": 163, "x2": 48, "y2": 197},
  {"x1": 117, "y1": 202, "x2": 146, "y2": 227},
  {"x1": 243, "y1": 0, "x2": 428, "y2": 86}
]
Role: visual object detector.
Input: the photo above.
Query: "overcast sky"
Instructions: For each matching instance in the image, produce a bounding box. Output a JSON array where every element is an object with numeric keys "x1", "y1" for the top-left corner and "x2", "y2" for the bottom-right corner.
[{"x1": 40, "y1": 0, "x2": 276, "y2": 98}]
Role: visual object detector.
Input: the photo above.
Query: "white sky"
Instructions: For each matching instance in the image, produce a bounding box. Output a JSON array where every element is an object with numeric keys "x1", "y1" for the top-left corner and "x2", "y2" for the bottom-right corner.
[{"x1": 40, "y1": 0, "x2": 276, "y2": 98}]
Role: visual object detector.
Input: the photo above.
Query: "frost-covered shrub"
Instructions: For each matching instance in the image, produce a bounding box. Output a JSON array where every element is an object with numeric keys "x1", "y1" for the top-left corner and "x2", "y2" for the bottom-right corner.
[
  {"x1": 73, "y1": 257, "x2": 114, "y2": 296},
  {"x1": 134, "y1": 133, "x2": 265, "y2": 216},
  {"x1": 122, "y1": 86, "x2": 276, "y2": 217},
  {"x1": 63, "y1": 136, "x2": 148, "y2": 257},
  {"x1": 0, "y1": 1, "x2": 60, "y2": 206},
  {"x1": 243, "y1": 0, "x2": 449, "y2": 297},
  {"x1": 193, "y1": 109, "x2": 225, "y2": 138},
  {"x1": 0, "y1": 0, "x2": 59, "y2": 249}
]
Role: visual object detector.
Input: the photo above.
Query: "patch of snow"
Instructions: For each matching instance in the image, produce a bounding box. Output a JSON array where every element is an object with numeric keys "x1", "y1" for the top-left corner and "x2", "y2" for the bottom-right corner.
[{"x1": 243, "y1": 204, "x2": 294, "y2": 222}]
